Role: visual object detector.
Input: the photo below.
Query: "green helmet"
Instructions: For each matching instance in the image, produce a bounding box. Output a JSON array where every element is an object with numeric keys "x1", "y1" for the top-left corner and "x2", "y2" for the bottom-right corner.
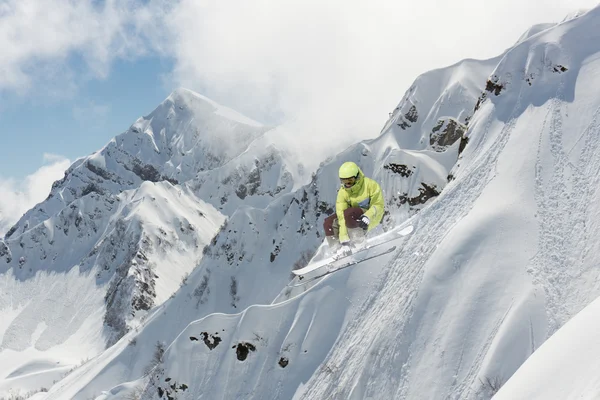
[{"x1": 339, "y1": 162, "x2": 359, "y2": 179}]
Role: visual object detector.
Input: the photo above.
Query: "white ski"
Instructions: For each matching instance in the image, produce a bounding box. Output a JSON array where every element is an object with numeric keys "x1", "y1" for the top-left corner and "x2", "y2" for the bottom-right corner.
[
  {"x1": 292, "y1": 225, "x2": 413, "y2": 276},
  {"x1": 289, "y1": 246, "x2": 397, "y2": 286}
]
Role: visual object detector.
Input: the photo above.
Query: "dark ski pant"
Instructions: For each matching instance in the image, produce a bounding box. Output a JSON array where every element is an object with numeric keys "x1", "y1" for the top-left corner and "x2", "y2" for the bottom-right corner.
[{"x1": 323, "y1": 207, "x2": 365, "y2": 238}]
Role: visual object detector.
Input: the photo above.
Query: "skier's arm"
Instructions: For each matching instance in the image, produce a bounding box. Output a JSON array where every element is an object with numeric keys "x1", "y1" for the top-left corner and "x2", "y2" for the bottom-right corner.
[
  {"x1": 363, "y1": 181, "x2": 384, "y2": 222},
  {"x1": 336, "y1": 190, "x2": 350, "y2": 242}
]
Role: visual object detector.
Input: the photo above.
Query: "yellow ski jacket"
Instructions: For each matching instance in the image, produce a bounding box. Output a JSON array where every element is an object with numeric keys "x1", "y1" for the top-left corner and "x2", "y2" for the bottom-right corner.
[{"x1": 336, "y1": 167, "x2": 385, "y2": 242}]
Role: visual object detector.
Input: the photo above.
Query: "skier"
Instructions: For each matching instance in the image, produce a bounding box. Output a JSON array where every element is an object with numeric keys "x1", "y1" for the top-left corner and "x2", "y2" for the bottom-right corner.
[{"x1": 323, "y1": 161, "x2": 385, "y2": 254}]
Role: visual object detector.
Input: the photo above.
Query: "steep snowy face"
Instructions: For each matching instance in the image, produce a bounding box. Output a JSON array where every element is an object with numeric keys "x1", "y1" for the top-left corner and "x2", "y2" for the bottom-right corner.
[
  {"x1": 0, "y1": 88, "x2": 302, "y2": 397},
  {"x1": 381, "y1": 57, "x2": 499, "y2": 151},
  {"x1": 322, "y1": 57, "x2": 500, "y2": 224},
  {"x1": 493, "y1": 296, "x2": 600, "y2": 400},
  {"x1": 2, "y1": 88, "x2": 269, "y2": 238},
  {"x1": 117, "y1": 88, "x2": 269, "y2": 182},
  {"x1": 300, "y1": 8, "x2": 600, "y2": 400},
  {"x1": 41, "y1": 172, "x2": 337, "y2": 400},
  {"x1": 188, "y1": 142, "x2": 297, "y2": 215},
  {"x1": 515, "y1": 23, "x2": 557, "y2": 44},
  {"x1": 43, "y1": 32, "x2": 509, "y2": 400},
  {"x1": 61, "y1": 8, "x2": 600, "y2": 400},
  {"x1": 0, "y1": 181, "x2": 225, "y2": 395}
]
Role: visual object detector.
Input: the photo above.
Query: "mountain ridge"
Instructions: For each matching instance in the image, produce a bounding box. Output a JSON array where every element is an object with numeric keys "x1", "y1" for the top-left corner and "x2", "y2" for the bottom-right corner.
[{"x1": 5, "y1": 8, "x2": 597, "y2": 398}]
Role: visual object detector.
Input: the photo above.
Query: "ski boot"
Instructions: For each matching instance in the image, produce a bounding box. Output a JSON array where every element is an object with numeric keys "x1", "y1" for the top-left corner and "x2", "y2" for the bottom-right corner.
[
  {"x1": 348, "y1": 228, "x2": 368, "y2": 251},
  {"x1": 326, "y1": 236, "x2": 341, "y2": 257}
]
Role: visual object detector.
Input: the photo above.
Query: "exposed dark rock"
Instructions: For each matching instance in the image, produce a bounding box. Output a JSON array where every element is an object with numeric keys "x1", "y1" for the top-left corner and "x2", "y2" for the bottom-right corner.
[
  {"x1": 278, "y1": 357, "x2": 289, "y2": 368},
  {"x1": 526, "y1": 74, "x2": 535, "y2": 86},
  {"x1": 82, "y1": 183, "x2": 104, "y2": 196},
  {"x1": 193, "y1": 274, "x2": 211, "y2": 307},
  {"x1": 458, "y1": 136, "x2": 470, "y2": 156},
  {"x1": 235, "y1": 185, "x2": 248, "y2": 200},
  {"x1": 164, "y1": 177, "x2": 179, "y2": 186},
  {"x1": 158, "y1": 380, "x2": 188, "y2": 400},
  {"x1": 0, "y1": 241, "x2": 10, "y2": 263},
  {"x1": 405, "y1": 105, "x2": 418, "y2": 123},
  {"x1": 132, "y1": 160, "x2": 162, "y2": 182},
  {"x1": 4, "y1": 225, "x2": 17, "y2": 239},
  {"x1": 384, "y1": 163, "x2": 414, "y2": 177},
  {"x1": 200, "y1": 332, "x2": 222, "y2": 350},
  {"x1": 51, "y1": 172, "x2": 69, "y2": 190},
  {"x1": 397, "y1": 105, "x2": 419, "y2": 130},
  {"x1": 233, "y1": 342, "x2": 256, "y2": 361},
  {"x1": 395, "y1": 183, "x2": 440, "y2": 207},
  {"x1": 246, "y1": 167, "x2": 261, "y2": 196},
  {"x1": 102, "y1": 221, "x2": 155, "y2": 346},
  {"x1": 430, "y1": 118, "x2": 466, "y2": 150},
  {"x1": 270, "y1": 245, "x2": 281, "y2": 262},
  {"x1": 553, "y1": 65, "x2": 568, "y2": 73},
  {"x1": 485, "y1": 76, "x2": 504, "y2": 96},
  {"x1": 86, "y1": 162, "x2": 112, "y2": 180},
  {"x1": 230, "y1": 276, "x2": 239, "y2": 308},
  {"x1": 398, "y1": 120, "x2": 411, "y2": 130},
  {"x1": 316, "y1": 202, "x2": 334, "y2": 219}
]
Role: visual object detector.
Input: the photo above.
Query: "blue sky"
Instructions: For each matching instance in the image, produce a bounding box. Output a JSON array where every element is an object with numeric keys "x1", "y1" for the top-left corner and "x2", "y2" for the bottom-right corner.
[
  {"x1": 0, "y1": 56, "x2": 173, "y2": 179},
  {"x1": 1, "y1": 0, "x2": 598, "y2": 234}
]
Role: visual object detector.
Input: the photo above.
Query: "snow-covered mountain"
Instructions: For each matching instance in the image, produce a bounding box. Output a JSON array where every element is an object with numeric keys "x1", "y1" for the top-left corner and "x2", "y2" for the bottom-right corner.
[
  {"x1": 0, "y1": 89, "x2": 297, "y2": 397},
  {"x1": 17, "y1": 66, "x2": 480, "y2": 397},
  {"x1": 0, "y1": 68, "x2": 478, "y2": 399},
  {"x1": 5, "y1": 6, "x2": 600, "y2": 400}
]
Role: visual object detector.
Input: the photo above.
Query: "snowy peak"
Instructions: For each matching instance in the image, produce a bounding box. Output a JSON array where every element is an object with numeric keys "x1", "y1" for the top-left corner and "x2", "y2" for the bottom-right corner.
[
  {"x1": 123, "y1": 87, "x2": 269, "y2": 181},
  {"x1": 9, "y1": 8, "x2": 600, "y2": 400},
  {"x1": 381, "y1": 56, "x2": 500, "y2": 152},
  {"x1": 514, "y1": 23, "x2": 557, "y2": 45},
  {"x1": 472, "y1": 8, "x2": 600, "y2": 124},
  {"x1": 39, "y1": 28, "x2": 509, "y2": 400},
  {"x1": 324, "y1": 57, "x2": 502, "y2": 222},
  {"x1": 3, "y1": 89, "x2": 271, "y2": 238},
  {"x1": 75, "y1": 9, "x2": 600, "y2": 400},
  {"x1": 561, "y1": 8, "x2": 590, "y2": 22},
  {"x1": 166, "y1": 88, "x2": 263, "y2": 127}
]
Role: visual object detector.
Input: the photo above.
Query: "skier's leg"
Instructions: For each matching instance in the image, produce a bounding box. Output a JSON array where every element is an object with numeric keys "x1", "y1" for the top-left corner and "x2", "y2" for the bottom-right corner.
[
  {"x1": 348, "y1": 228, "x2": 367, "y2": 249},
  {"x1": 323, "y1": 214, "x2": 341, "y2": 255},
  {"x1": 343, "y1": 207, "x2": 367, "y2": 248},
  {"x1": 326, "y1": 236, "x2": 340, "y2": 253},
  {"x1": 342, "y1": 207, "x2": 365, "y2": 229},
  {"x1": 323, "y1": 213, "x2": 337, "y2": 236}
]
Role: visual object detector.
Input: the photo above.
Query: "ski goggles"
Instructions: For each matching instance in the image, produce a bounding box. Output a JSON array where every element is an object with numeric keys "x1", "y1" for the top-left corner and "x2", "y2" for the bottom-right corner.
[{"x1": 340, "y1": 176, "x2": 357, "y2": 188}]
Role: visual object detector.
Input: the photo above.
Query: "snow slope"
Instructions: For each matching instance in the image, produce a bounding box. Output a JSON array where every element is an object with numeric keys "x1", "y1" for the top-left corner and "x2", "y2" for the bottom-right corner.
[
  {"x1": 25, "y1": 34, "x2": 493, "y2": 400},
  {"x1": 40, "y1": 26, "x2": 501, "y2": 400},
  {"x1": 300, "y1": 8, "x2": 600, "y2": 399},
  {"x1": 0, "y1": 89, "x2": 294, "y2": 397},
  {"x1": 68, "y1": 7, "x2": 600, "y2": 400},
  {"x1": 9, "y1": 7, "x2": 600, "y2": 400},
  {"x1": 493, "y1": 296, "x2": 600, "y2": 400}
]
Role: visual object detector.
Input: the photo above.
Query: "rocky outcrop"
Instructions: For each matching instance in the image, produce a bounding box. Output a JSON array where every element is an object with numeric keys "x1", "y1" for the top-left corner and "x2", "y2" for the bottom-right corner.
[{"x1": 430, "y1": 118, "x2": 467, "y2": 151}]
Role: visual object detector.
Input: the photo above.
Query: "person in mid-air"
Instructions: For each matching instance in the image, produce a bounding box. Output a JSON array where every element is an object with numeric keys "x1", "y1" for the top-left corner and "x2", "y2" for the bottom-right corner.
[{"x1": 323, "y1": 161, "x2": 385, "y2": 254}]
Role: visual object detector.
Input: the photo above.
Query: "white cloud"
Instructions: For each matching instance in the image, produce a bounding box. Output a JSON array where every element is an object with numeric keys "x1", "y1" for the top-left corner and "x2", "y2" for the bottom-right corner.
[
  {"x1": 163, "y1": 0, "x2": 600, "y2": 172},
  {"x1": 0, "y1": 0, "x2": 598, "y2": 176},
  {"x1": 0, "y1": 0, "x2": 168, "y2": 96},
  {"x1": 0, "y1": 155, "x2": 70, "y2": 237}
]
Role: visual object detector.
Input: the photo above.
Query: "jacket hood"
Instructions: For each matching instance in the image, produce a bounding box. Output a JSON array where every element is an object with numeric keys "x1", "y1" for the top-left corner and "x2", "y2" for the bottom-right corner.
[{"x1": 341, "y1": 166, "x2": 365, "y2": 195}]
